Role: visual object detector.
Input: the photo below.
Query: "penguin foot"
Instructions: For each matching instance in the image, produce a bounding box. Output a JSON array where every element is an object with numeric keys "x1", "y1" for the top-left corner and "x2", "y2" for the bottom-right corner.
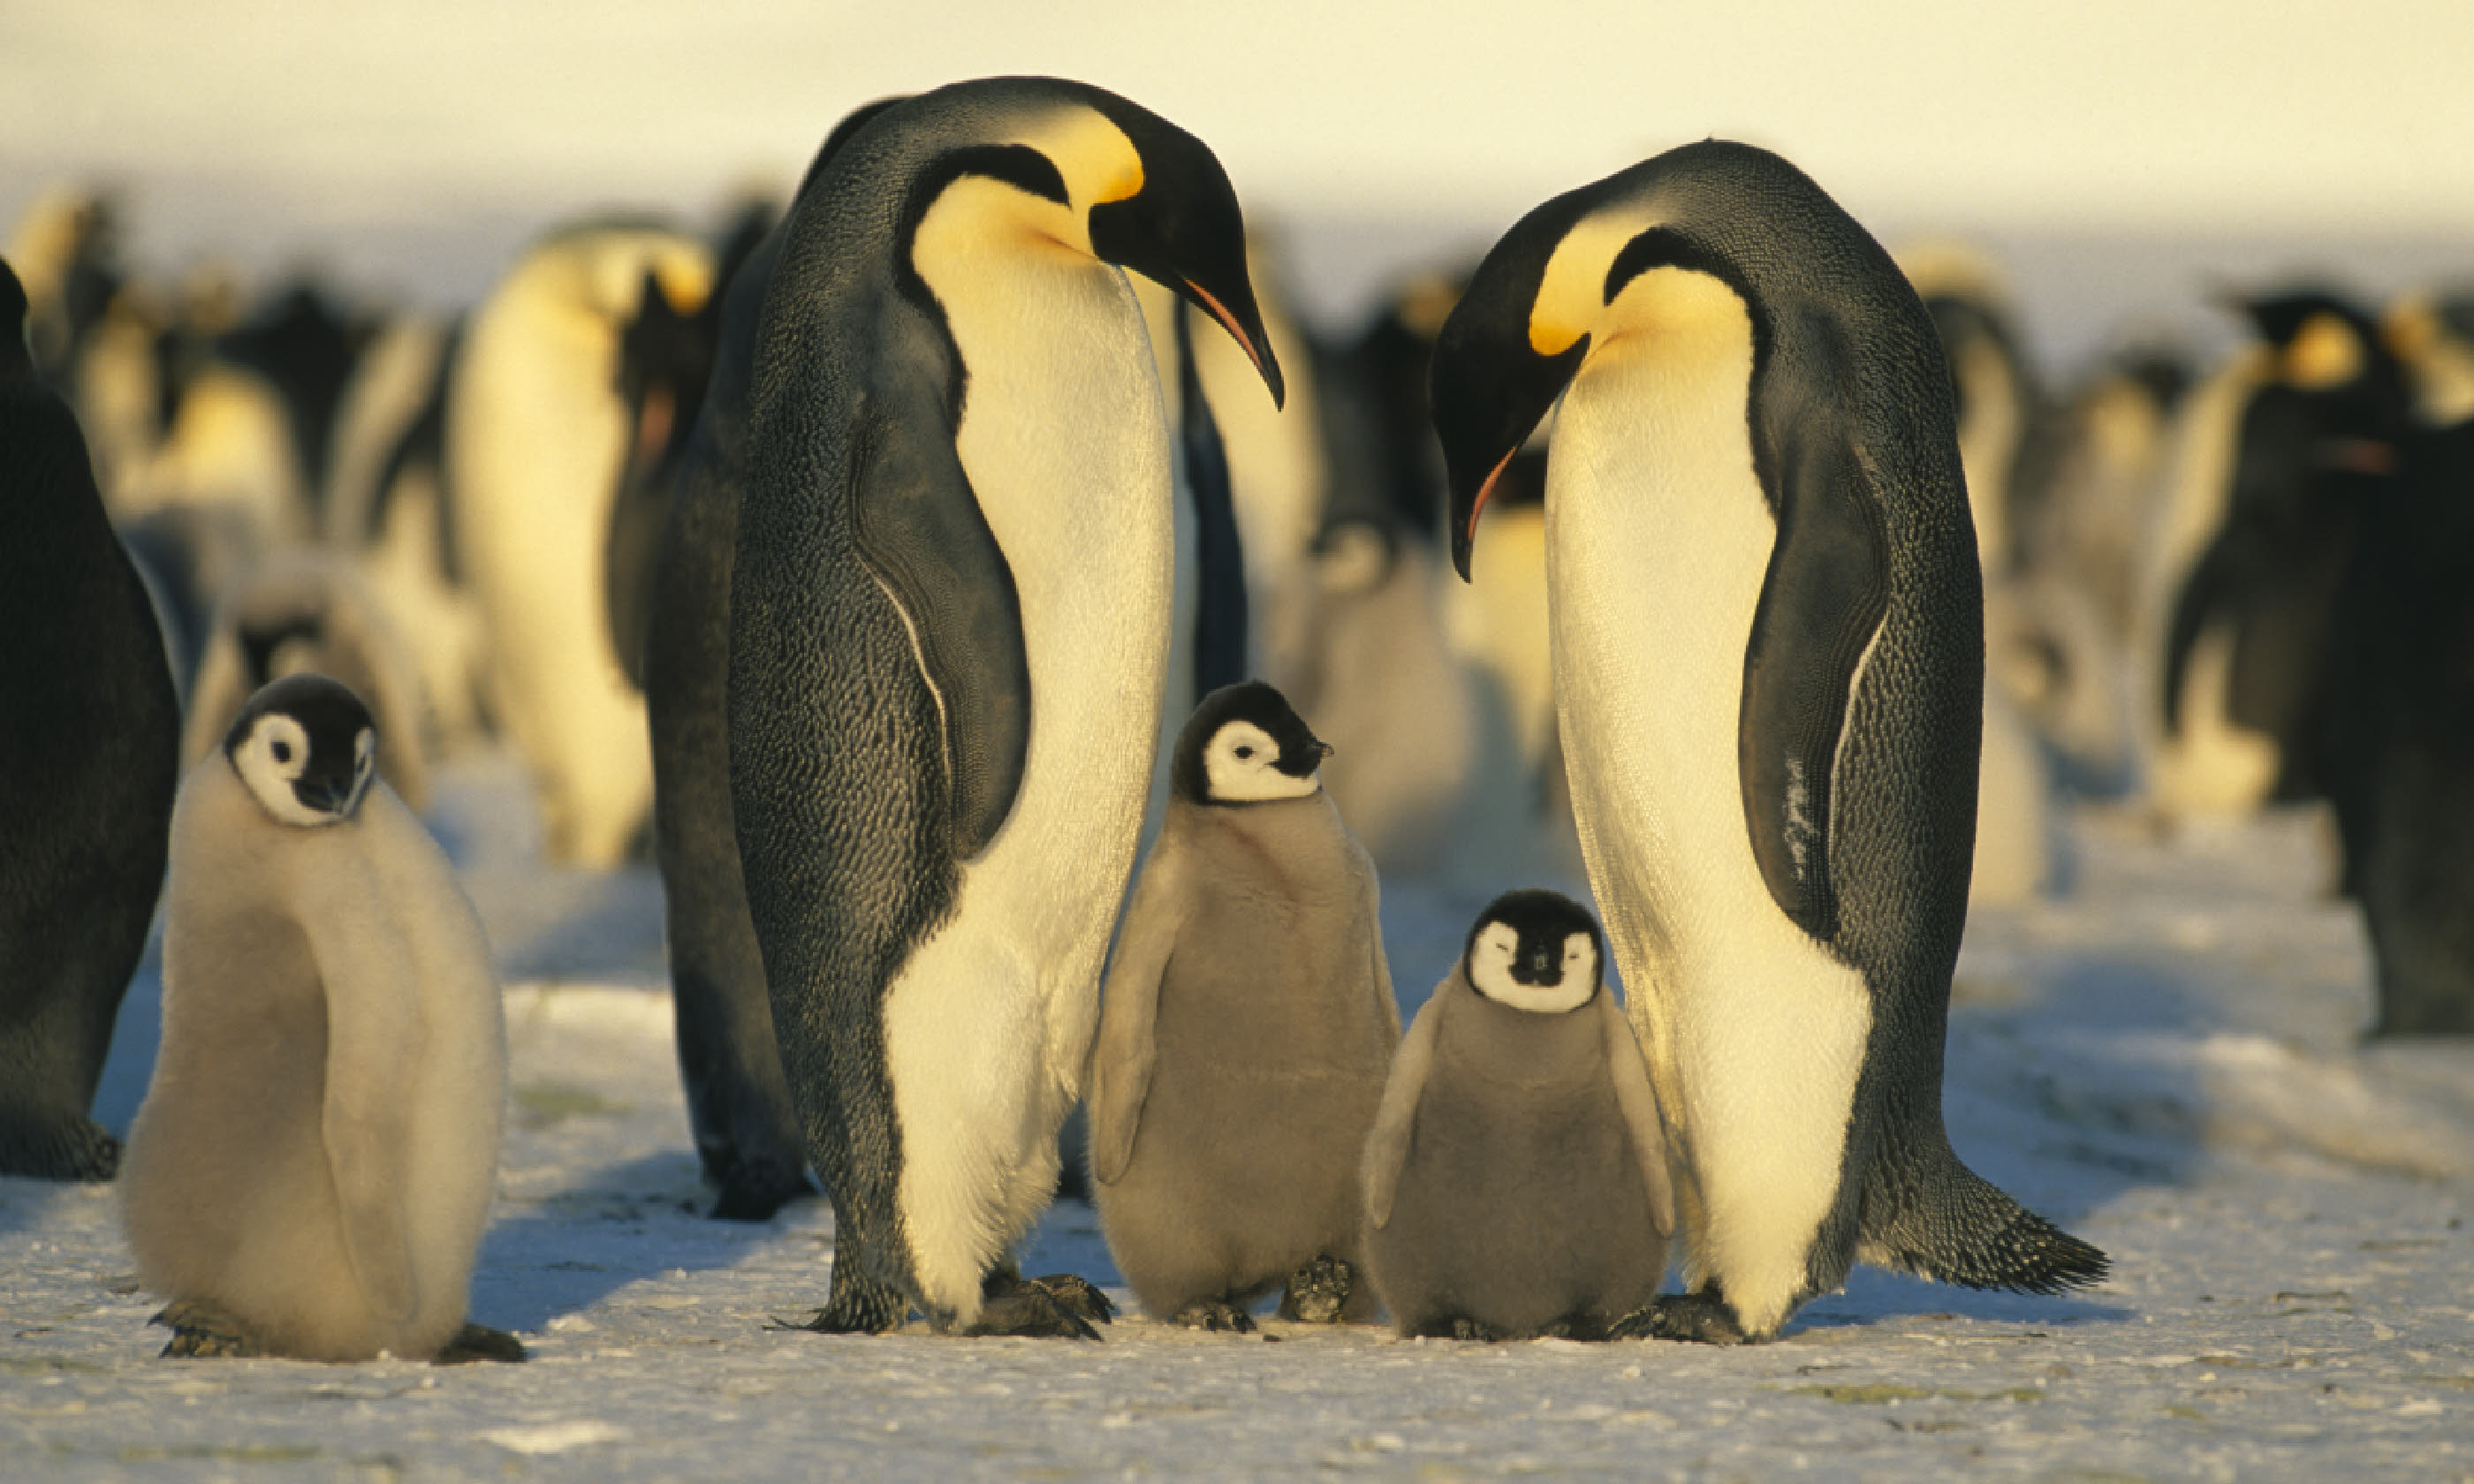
[
  {"x1": 1610, "y1": 1292, "x2": 1749, "y2": 1344},
  {"x1": 1023, "y1": 1273, "x2": 1116, "y2": 1327},
  {"x1": 0, "y1": 1114, "x2": 121, "y2": 1182},
  {"x1": 1274, "y1": 1255, "x2": 1357, "y2": 1324},
  {"x1": 434, "y1": 1322, "x2": 528, "y2": 1364},
  {"x1": 151, "y1": 1299, "x2": 262, "y2": 1359},
  {"x1": 707, "y1": 1167, "x2": 817, "y2": 1223},
  {"x1": 1172, "y1": 1299, "x2": 1256, "y2": 1333},
  {"x1": 1449, "y1": 1317, "x2": 1506, "y2": 1342},
  {"x1": 964, "y1": 1287, "x2": 1104, "y2": 1340}
]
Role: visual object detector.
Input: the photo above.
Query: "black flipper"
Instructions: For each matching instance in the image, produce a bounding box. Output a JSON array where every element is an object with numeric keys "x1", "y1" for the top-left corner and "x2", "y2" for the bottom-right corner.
[
  {"x1": 846, "y1": 406, "x2": 1030, "y2": 858},
  {"x1": 1739, "y1": 368, "x2": 1893, "y2": 942}
]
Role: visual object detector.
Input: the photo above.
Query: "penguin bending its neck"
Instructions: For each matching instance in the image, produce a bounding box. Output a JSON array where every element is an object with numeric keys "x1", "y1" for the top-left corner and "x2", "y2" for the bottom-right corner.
[
  {"x1": 726, "y1": 78, "x2": 1282, "y2": 1337},
  {"x1": 1430, "y1": 141, "x2": 2106, "y2": 1343}
]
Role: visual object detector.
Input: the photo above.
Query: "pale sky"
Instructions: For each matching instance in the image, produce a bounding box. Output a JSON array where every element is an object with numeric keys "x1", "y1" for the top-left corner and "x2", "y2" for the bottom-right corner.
[{"x1": 4, "y1": 0, "x2": 2470, "y2": 352}]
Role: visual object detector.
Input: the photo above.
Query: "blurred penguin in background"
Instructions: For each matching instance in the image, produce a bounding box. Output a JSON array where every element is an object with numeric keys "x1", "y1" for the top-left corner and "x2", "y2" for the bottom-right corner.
[
  {"x1": 321, "y1": 310, "x2": 490, "y2": 756},
  {"x1": 2318, "y1": 413, "x2": 2474, "y2": 1034},
  {"x1": 448, "y1": 220, "x2": 713, "y2": 867},
  {"x1": 2005, "y1": 339, "x2": 2193, "y2": 794},
  {"x1": 2149, "y1": 289, "x2": 2410, "y2": 825},
  {"x1": 2380, "y1": 285, "x2": 2474, "y2": 428}
]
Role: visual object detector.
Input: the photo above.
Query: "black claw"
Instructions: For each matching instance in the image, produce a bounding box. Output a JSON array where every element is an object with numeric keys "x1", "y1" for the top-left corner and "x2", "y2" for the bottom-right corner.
[
  {"x1": 1449, "y1": 1317, "x2": 1501, "y2": 1342},
  {"x1": 1275, "y1": 1255, "x2": 1357, "y2": 1325},
  {"x1": 1172, "y1": 1299, "x2": 1256, "y2": 1333},
  {"x1": 435, "y1": 1322, "x2": 528, "y2": 1364}
]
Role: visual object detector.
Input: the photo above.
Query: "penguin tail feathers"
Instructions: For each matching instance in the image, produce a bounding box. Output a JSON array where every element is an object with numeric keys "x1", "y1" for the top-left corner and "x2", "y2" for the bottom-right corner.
[{"x1": 1859, "y1": 1142, "x2": 2109, "y2": 1296}]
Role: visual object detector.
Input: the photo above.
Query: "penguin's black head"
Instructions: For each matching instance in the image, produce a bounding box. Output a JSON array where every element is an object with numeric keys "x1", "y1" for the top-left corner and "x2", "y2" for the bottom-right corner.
[
  {"x1": 1076, "y1": 92, "x2": 1285, "y2": 410},
  {"x1": 1172, "y1": 680, "x2": 1331, "y2": 806},
  {"x1": 1463, "y1": 889, "x2": 1604, "y2": 1014},
  {"x1": 223, "y1": 674, "x2": 377, "y2": 828},
  {"x1": 1430, "y1": 195, "x2": 1598, "y2": 583}
]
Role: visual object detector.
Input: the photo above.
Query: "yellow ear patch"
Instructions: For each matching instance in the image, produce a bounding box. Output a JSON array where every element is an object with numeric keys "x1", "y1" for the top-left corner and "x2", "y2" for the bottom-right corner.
[
  {"x1": 654, "y1": 256, "x2": 714, "y2": 317},
  {"x1": 2282, "y1": 311, "x2": 2364, "y2": 390},
  {"x1": 1097, "y1": 154, "x2": 1143, "y2": 205},
  {"x1": 1527, "y1": 209, "x2": 1658, "y2": 360}
]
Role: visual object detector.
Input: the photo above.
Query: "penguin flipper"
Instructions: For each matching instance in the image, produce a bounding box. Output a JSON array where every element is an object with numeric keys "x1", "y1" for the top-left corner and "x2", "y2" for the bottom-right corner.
[
  {"x1": 1361, "y1": 988, "x2": 1446, "y2": 1230},
  {"x1": 1737, "y1": 413, "x2": 1893, "y2": 941},
  {"x1": 847, "y1": 405, "x2": 1030, "y2": 859},
  {"x1": 1085, "y1": 837, "x2": 1189, "y2": 1186},
  {"x1": 1598, "y1": 992, "x2": 1674, "y2": 1236}
]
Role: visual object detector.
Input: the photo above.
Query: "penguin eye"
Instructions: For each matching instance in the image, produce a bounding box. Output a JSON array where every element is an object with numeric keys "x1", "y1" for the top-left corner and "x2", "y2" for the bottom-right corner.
[
  {"x1": 1233, "y1": 745, "x2": 1255, "y2": 760},
  {"x1": 270, "y1": 739, "x2": 292, "y2": 764}
]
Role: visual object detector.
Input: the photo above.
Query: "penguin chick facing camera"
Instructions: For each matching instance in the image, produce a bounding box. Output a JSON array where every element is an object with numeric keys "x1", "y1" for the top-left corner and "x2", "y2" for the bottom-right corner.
[
  {"x1": 1088, "y1": 681, "x2": 1399, "y2": 1331},
  {"x1": 120, "y1": 675, "x2": 522, "y2": 1365},
  {"x1": 1362, "y1": 890, "x2": 1673, "y2": 1341}
]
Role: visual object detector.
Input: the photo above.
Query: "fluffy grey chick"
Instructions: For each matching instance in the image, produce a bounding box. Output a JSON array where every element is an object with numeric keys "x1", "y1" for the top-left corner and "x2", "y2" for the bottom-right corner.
[
  {"x1": 1089, "y1": 681, "x2": 1399, "y2": 1330},
  {"x1": 1362, "y1": 889, "x2": 1673, "y2": 1339}
]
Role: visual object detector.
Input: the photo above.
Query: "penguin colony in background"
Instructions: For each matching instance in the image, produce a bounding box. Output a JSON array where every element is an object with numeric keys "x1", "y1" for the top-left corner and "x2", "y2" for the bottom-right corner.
[
  {"x1": 121, "y1": 676, "x2": 520, "y2": 1363},
  {"x1": 32, "y1": 60, "x2": 2474, "y2": 1362}
]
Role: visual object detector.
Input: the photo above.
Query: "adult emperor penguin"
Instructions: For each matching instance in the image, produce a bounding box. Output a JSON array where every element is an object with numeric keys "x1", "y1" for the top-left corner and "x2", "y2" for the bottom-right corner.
[
  {"x1": 1362, "y1": 890, "x2": 1672, "y2": 1341},
  {"x1": 1429, "y1": 141, "x2": 2106, "y2": 1343},
  {"x1": 121, "y1": 676, "x2": 520, "y2": 1363},
  {"x1": 1087, "y1": 683, "x2": 1396, "y2": 1330},
  {"x1": 0, "y1": 257, "x2": 180, "y2": 1181},
  {"x1": 726, "y1": 78, "x2": 1283, "y2": 1336}
]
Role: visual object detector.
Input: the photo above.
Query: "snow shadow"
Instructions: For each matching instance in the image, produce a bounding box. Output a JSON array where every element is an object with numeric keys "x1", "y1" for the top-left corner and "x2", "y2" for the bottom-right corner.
[{"x1": 470, "y1": 1147, "x2": 793, "y2": 1333}]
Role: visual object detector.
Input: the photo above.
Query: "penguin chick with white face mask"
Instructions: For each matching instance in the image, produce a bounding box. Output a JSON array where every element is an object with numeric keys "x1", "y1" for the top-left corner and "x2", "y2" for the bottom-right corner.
[
  {"x1": 1362, "y1": 890, "x2": 1673, "y2": 1340},
  {"x1": 121, "y1": 675, "x2": 520, "y2": 1364},
  {"x1": 1089, "y1": 682, "x2": 1399, "y2": 1330}
]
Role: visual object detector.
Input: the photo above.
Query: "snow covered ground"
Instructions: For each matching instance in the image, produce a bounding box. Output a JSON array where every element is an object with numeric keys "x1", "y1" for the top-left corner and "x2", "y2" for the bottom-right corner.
[{"x1": 5, "y1": 753, "x2": 2473, "y2": 1480}]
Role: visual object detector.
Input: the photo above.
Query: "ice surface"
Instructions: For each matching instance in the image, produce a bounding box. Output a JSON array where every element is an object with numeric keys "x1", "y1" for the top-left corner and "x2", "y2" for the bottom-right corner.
[{"x1": 6, "y1": 755, "x2": 2472, "y2": 1480}]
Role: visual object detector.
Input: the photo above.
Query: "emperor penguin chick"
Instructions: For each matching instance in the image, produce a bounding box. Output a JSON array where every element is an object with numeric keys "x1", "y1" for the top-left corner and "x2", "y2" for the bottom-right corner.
[
  {"x1": 1088, "y1": 682, "x2": 1400, "y2": 1330},
  {"x1": 121, "y1": 676, "x2": 521, "y2": 1364},
  {"x1": 1362, "y1": 890, "x2": 1674, "y2": 1341}
]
